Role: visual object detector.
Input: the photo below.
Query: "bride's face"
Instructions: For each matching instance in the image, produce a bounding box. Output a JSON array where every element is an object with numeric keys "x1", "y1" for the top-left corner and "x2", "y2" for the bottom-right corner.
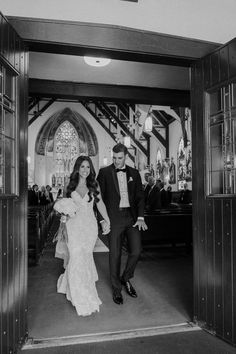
[{"x1": 79, "y1": 160, "x2": 91, "y2": 179}]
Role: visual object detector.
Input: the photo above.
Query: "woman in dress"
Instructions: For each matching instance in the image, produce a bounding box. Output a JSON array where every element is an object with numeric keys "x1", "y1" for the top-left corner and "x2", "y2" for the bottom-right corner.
[{"x1": 55, "y1": 156, "x2": 110, "y2": 316}]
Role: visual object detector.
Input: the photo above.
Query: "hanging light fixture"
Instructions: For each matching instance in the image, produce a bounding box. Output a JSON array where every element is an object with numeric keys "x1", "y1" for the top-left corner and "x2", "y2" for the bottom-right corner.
[
  {"x1": 103, "y1": 157, "x2": 108, "y2": 166},
  {"x1": 84, "y1": 56, "x2": 111, "y2": 67},
  {"x1": 124, "y1": 136, "x2": 131, "y2": 148},
  {"x1": 144, "y1": 113, "x2": 153, "y2": 132}
]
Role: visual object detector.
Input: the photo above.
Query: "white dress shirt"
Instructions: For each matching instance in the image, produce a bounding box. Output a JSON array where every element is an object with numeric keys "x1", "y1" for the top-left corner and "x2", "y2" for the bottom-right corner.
[{"x1": 116, "y1": 167, "x2": 130, "y2": 208}]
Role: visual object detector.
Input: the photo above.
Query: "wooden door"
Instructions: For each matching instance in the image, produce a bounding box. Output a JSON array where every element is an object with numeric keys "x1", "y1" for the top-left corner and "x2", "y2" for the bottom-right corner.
[
  {"x1": 0, "y1": 12, "x2": 28, "y2": 354},
  {"x1": 191, "y1": 38, "x2": 236, "y2": 345}
]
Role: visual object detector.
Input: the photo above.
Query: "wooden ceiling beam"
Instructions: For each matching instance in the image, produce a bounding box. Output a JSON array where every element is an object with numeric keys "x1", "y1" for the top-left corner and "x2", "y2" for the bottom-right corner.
[
  {"x1": 8, "y1": 16, "x2": 220, "y2": 67},
  {"x1": 29, "y1": 79, "x2": 190, "y2": 107},
  {"x1": 28, "y1": 98, "x2": 56, "y2": 126},
  {"x1": 96, "y1": 101, "x2": 147, "y2": 156},
  {"x1": 81, "y1": 102, "x2": 135, "y2": 162}
]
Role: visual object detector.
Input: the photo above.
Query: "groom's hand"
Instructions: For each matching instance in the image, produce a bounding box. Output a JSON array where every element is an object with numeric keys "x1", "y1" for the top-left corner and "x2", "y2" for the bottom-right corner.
[{"x1": 133, "y1": 219, "x2": 148, "y2": 231}]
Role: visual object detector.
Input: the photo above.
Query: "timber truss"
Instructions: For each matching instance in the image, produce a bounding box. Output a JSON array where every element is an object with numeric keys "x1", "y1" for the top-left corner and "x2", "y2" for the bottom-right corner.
[{"x1": 28, "y1": 96, "x2": 178, "y2": 164}]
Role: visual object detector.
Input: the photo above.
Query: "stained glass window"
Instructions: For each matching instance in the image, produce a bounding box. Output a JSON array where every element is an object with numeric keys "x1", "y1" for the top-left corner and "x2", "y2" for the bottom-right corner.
[
  {"x1": 177, "y1": 138, "x2": 192, "y2": 189},
  {"x1": 156, "y1": 149, "x2": 162, "y2": 179},
  {"x1": 54, "y1": 121, "x2": 79, "y2": 187}
]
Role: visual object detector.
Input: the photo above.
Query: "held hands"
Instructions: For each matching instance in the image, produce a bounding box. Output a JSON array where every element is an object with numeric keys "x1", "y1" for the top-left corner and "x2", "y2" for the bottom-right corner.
[
  {"x1": 100, "y1": 220, "x2": 111, "y2": 235},
  {"x1": 133, "y1": 219, "x2": 148, "y2": 231},
  {"x1": 60, "y1": 214, "x2": 68, "y2": 223}
]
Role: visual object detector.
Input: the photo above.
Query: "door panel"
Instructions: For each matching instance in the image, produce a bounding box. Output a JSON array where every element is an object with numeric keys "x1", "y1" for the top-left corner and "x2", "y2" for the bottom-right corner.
[
  {"x1": 192, "y1": 38, "x2": 236, "y2": 345},
  {"x1": 206, "y1": 198, "x2": 214, "y2": 330},
  {"x1": 0, "y1": 12, "x2": 28, "y2": 354}
]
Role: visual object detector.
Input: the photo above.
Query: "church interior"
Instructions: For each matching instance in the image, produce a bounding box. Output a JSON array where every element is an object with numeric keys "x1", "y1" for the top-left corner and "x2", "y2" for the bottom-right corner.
[
  {"x1": 26, "y1": 48, "x2": 194, "y2": 345},
  {"x1": 1, "y1": 1, "x2": 236, "y2": 353}
]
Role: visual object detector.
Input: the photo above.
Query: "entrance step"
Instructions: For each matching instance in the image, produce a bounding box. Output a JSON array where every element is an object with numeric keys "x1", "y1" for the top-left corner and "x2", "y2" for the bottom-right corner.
[{"x1": 22, "y1": 322, "x2": 200, "y2": 350}]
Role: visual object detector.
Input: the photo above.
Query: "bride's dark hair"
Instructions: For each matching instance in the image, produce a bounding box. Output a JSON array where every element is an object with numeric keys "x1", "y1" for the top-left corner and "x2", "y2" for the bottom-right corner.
[{"x1": 66, "y1": 156, "x2": 99, "y2": 203}]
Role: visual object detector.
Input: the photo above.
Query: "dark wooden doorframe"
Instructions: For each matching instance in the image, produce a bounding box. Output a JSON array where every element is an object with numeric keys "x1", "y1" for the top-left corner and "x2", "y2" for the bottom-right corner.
[
  {"x1": 4, "y1": 14, "x2": 236, "y2": 350},
  {"x1": 0, "y1": 12, "x2": 28, "y2": 354},
  {"x1": 8, "y1": 16, "x2": 220, "y2": 67},
  {"x1": 191, "y1": 39, "x2": 236, "y2": 346}
]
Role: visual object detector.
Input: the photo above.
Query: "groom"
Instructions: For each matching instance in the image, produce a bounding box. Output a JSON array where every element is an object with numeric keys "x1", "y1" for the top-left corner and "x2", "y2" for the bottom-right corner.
[{"x1": 97, "y1": 143, "x2": 147, "y2": 305}]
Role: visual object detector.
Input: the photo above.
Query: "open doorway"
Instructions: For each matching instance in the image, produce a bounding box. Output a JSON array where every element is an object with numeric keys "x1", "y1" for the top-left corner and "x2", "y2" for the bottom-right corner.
[
  {"x1": 27, "y1": 98, "x2": 193, "y2": 342},
  {"x1": 22, "y1": 18, "x2": 193, "y2": 346}
]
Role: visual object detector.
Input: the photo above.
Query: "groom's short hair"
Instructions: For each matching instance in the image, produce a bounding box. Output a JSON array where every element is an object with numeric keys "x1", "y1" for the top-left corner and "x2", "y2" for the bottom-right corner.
[{"x1": 113, "y1": 143, "x2": 128, "y2": 155}]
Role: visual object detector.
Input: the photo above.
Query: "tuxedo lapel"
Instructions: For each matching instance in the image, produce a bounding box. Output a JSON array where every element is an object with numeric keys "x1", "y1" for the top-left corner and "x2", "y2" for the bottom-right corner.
[
  {"x1": 111, "y1": 165, "x2": 120, "y2": 196},
  {"x1": 126, "y1": 166, "x2": 133, "y2": 200}
]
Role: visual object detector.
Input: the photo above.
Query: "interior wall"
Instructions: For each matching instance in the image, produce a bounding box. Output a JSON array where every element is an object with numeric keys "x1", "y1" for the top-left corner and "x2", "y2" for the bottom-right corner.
[
  {"x1": 2, "y1": 0, "x2": 236, "y2": 43},
  {"x1": 139, "y1": 105, "x2": 192, "y2": 191},
  {"x1": 28, "y1": 100, "x2": 191, "y2": 189},
  {"x1": 28, "y1": 52, "x2": 190, "y2": 90}
]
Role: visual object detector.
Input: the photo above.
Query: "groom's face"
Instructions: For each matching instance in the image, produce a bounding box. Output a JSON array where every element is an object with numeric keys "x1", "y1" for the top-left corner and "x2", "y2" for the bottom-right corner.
[{"x1": 113, "y1": 151, "x2": 126, "y2": 169}]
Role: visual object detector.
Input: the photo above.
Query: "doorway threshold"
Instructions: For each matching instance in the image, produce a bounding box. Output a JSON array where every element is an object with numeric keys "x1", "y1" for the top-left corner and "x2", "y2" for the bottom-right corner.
[{"x1": 22, "y1": 322, "x2": 200, "y2": 350}]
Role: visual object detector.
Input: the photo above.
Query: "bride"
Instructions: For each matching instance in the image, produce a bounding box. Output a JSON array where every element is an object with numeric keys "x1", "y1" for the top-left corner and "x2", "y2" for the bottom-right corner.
[{"x1": 54, "y1": 156, "x2": 110, "y2": 316}]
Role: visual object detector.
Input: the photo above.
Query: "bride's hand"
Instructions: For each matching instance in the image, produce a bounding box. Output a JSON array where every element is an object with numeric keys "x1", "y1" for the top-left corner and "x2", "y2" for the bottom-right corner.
[{"x1": 101, "y1": 220, "x2": 110, "y2": 235}]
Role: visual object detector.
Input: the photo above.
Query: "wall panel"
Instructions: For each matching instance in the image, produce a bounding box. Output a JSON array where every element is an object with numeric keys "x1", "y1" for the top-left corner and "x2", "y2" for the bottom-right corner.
[
  {"x1": 192, "y1": 38, "x2": 236, "y2": 346},
  {"x1": 229, "y1": 41, "x2": 236, "y2": 78},
  {"x1": 0, "y1": 12, "x2": 28, "y2": 354},
  {"x1": 219, "y1": 46, "x2": 229, "y2": 82},
  {"x1": 222, "y1": 199, "x2": 233, "y2": 342},
  {"x1": 213, "y1": 199, "x2": 223, "y2": 337},
  {"x1": 206, "y1": 198, "x2": 214, "y2": 331},
  {"x1": 211, "y1": 52, "x2": 220, "y2": 86}
]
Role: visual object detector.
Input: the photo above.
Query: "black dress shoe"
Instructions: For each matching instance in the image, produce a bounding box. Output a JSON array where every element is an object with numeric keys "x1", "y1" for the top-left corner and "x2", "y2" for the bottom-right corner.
[
  {"x1": 113, "y1": 291, "x2": 123, "y2": 305},
  {"x1": 121, "y1": 280, "x2": 137, "y2": 298}
]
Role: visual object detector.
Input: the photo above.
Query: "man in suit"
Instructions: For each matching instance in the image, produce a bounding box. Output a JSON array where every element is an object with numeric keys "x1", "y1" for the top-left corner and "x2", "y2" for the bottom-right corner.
[
  {"x1": 28, "y1": 184, "x2": 41, "y2": 206},
  {"x1": 145, "y1": 176, "x2": 162, "y2": 211},
  {"x1": 97, "y1": 143, "x2": 147, "y2": 305},
  {"x1": 157, "y1": 181, "x2": 168, "y2": 208},
  {"x1": 179, "y1": 182, "x2": 192, "y2": 204},
  {"x1": 144, "y1": 175, "x2": 155, "y2": 203}
]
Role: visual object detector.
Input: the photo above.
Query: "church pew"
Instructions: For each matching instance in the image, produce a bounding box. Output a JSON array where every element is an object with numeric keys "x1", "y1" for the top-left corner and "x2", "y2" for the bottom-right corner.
[
  {"x1": 142, "y1": 204, "x2": 192, "y2": 251},
  {"x1": 28, "y1": 204, "x2": 54, "y2": 265},
  {"x1": 28, "y1": 207, "x2": 41, "y2": 265}
]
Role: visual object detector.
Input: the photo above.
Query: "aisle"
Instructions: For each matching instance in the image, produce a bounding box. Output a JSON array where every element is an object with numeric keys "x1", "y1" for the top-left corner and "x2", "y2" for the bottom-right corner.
[{"x1": 28, "y1": 245, "x2": 193, "y2": 340}]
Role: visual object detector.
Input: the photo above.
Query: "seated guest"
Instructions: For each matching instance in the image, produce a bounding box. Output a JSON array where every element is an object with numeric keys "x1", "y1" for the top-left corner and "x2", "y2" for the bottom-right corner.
[
  {"x1": 166, "y1": 185, "x2": 172, "y2": 205},
  {"x1": 45, "y1": 185, "x2": 54, "y2": 203},
  {"x1": 40, "y1": 186, "x2": 48, "y2": 205},
  {"x1": 144, "y1": 176, "x2": 155, "y2": 203},
  {"x1": 141, "y1": 171, "x2": 151, "y2": 189},
  {"x1": 146, "y1": 179, "x2": 162, "y2": 211},
  {"x1": 157, "y1": 181, "x2": 168, "y2": 208},
  {"x1": 179, "y1": 182, "x2": 192, "y2": 204},
  {"x1": 28, "y1": 184, "x2": 41, "y2": 206},
  {"x1": 56, "y1": 187, "x2": 63, "y2": 199},
  {"x1": 28, "y1": 185, "x2": 34, "y2": 205},
  {"x1": 51, "y1": 184, "x2": 58, "y2": 201}
]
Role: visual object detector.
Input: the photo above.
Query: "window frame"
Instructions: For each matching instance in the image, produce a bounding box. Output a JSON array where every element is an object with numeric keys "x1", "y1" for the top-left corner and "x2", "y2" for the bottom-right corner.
[{"x1": 0, "y1": 61, "x2": 19, "y2": 196}]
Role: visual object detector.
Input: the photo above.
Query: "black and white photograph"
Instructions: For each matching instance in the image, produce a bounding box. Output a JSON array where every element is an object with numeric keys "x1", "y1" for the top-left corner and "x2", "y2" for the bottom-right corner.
[{"x1": 0, "y1": 1, "x2": 236, "y2": 353}]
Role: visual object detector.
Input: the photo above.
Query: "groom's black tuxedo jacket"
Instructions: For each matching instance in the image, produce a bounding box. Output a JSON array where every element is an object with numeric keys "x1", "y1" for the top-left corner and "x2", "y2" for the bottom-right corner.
[{"x1": 97, "y1": 164, "x2": 145, "y2": 222}]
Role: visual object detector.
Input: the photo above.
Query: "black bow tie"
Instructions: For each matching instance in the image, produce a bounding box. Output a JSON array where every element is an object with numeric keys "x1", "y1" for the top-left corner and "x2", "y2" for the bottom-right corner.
[{"x1": 116, "y1": 168, "x2": 127, "y2": 173}]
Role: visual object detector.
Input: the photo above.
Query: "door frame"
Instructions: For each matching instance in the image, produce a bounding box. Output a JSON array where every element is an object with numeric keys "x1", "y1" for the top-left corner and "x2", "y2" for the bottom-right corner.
[{"x1": 4, "y1": 14, "x2": 235, "y2": 349}]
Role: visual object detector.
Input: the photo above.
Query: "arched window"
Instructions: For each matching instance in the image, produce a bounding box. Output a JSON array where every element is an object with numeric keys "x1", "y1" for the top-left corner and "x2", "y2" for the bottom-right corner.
[
  {"x1": 177, "y1": 137, "x2": 192, "y2": 189},
  {"x1": 53, "y1": 121, "x2": 79, "y2": 186},
  {"x1": 178, "y1": 137, "x2": 186, "y2": 189},
  {"x1": 156, "y1": 149, "x2": 162, "y2": 179}
]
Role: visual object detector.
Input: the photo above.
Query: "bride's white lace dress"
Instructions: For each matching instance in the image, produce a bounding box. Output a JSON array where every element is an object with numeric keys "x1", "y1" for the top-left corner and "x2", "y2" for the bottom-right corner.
[{"x1": 55, "y1": 191, "x2": 102, "y2": 316}]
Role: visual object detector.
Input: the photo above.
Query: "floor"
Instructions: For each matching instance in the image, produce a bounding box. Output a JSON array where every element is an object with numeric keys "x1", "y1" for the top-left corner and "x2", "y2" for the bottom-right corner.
[{"x1": 27, "y1": 244, "x2": 193, "y2": 340}]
